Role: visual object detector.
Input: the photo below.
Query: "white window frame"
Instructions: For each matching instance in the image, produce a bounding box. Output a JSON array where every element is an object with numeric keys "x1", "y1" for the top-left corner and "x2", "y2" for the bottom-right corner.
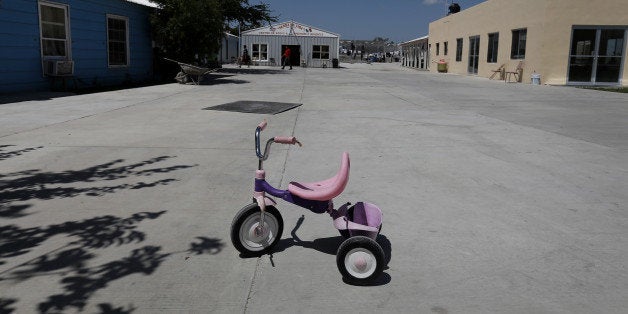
[
  {"x1": 312, "y1": 45, "x2": 330, "y2": 60},
  {"x1": 38, "y1": 1, "x2": 71, "y2": 62},
  {"x1": 251, "y1": 43, "x2": 268, "y2": 61},
  {"x1": 107, "y1": 14, "x2": 130, "y2": 67}
]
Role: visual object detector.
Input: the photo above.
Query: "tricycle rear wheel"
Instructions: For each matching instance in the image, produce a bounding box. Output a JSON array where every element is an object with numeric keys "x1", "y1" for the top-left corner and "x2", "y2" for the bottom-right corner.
[{"x1": 336, "y1": 236, "x2": 385, "y2": 285}]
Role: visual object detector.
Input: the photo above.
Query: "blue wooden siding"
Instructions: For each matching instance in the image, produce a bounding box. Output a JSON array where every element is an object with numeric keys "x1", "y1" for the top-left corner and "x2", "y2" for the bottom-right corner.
[{"x1": 0, "y1": 0, "x2": 153, "y2": 93}]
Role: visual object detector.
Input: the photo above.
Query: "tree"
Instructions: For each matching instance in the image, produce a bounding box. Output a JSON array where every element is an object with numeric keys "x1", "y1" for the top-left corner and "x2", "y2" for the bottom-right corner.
[{"x1": 150, "y1": 0, "x2": 275, "y2": 64}]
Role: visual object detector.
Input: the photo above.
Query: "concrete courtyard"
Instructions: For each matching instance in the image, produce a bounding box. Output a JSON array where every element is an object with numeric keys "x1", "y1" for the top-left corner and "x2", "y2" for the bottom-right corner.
[{"x1": 1, "y1": 63, "x2": 627, "y2": 313}]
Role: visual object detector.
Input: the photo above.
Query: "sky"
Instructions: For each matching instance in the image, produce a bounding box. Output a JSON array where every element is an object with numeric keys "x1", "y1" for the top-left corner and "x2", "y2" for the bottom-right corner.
[{"x1": 130, "y1": 0, "x2": 486, "y2": 43}]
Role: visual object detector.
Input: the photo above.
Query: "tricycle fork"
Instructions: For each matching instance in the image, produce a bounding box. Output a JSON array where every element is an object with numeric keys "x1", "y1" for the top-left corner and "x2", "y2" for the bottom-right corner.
[{"x1": 253, "y1": 191, "x2": 268, "y2": 234}]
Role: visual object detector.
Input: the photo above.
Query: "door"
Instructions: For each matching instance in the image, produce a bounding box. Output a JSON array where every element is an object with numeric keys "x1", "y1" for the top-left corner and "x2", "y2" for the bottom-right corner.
[
  {"x1": 569, "y1": 28, "x2": 626, "y2": 84},
  {"x1": 281, "y1": 45, "x2": 301, "y2": 67},
  {"x1": 468, "y1": 36, "x2": 480, "y2": 74}
]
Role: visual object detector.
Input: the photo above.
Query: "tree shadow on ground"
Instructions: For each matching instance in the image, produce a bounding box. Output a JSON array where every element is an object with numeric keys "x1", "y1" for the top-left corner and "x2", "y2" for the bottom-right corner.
[
  {"x1": 218, "y1": 68, "x2": 289, "y2": 75},
  {"x1": 0, "y1": 210, "x2": 225, "y2": 313},
  {"x1": 0, "y1": 298, "x2": 17, "y2": 313},
  {"x1": 96, "y1": 303, "x2": 136, "y2": 314},
  {"x1": 0, "y1": 93, "x2": 75, "y2": 105},
  {"x1": 0, "y1": 155, "x2": 196, "y2": 219},
  {"x1": 37, "y1": 245, "x2": 169, "y2": 313},
  {"x1": 187, "y1": 237, "x2": 225, "y2": 255},
  {"x1": 198, "y1": 76, "x2": 249, "y2": 85},
  {"x1": 0, "y1": 145, "x2": 44, "y2": 161},
  {"x1": 0, "y1": 152, "x2": 226, "y2": 313},
  {"x1": 0, "y1": 211, "x2": 167, "y2": 270},
  {"x1": 0, "y1": 204, "x2": 32, "y2": 219},
  {"x1": 0, "y1": 145, "x2": 42, "y2": 218}
]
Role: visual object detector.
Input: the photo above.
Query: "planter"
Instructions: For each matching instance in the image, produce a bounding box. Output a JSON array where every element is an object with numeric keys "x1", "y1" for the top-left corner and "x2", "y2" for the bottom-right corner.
[{"x1": 437, "y1": 60, "x2": 448, "y2": 73}]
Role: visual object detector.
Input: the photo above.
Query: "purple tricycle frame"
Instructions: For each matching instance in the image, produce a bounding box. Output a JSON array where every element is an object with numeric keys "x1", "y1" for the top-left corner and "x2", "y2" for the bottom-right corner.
[
  {"x1": 253, "y1": 170, "x2": 382, "y2": 238},
  {"x1": 251, "y1": 122, "x2": 381, "y2": 238}
]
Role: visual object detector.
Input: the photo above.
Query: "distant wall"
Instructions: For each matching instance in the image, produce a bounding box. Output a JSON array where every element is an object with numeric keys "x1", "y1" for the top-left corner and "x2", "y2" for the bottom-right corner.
[{"x1": 241, "y1": 35, "x2": 339, "y2": 68}]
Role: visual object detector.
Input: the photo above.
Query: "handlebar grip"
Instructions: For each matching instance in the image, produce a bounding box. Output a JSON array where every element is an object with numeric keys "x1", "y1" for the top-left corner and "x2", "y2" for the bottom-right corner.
[
  {"x1": 258, "y1": 120, "x2": 267, "y2": 131},
  {"x1": 274, "y1": 136, "x2": 297, "y2": 144}
]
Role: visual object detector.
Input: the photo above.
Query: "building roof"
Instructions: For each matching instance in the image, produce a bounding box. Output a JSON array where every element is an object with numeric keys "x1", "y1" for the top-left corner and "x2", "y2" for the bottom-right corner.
[
  {"x1": 125, "y1": 0, "x2": 158, "y2": 8},
  {"x1": 242, "y1": 20, "x2": 339, "y2": 38},
  {"x1": 400, "y1": 35, "x2": 429, "y2": 45}
]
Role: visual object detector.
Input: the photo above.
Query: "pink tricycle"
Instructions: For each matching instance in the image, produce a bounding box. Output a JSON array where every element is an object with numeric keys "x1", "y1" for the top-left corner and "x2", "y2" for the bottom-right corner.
[{"x1": 230, "y1": 121, "x2": 385, "y2": 284}]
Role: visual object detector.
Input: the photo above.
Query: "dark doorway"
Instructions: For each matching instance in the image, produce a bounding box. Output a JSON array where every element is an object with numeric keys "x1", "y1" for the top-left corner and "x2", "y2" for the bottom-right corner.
[{"x1": 281, "y1": 45, "x2": 301, "y2": 67}]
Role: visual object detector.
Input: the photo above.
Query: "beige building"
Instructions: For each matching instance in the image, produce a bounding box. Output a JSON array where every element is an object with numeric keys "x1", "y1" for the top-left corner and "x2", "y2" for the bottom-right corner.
[{"x1": 428, "y1": 0, "x2": 628, "y2": 85}]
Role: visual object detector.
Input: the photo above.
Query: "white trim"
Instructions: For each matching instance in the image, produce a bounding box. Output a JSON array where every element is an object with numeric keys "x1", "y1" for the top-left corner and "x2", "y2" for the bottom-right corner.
[
  {"x1": 312, "y1": 44, "x2": 330, "y2": 60},
  {"x1": 242, "y1": 20, "x2": 340, "y2": 38},
  {"x1": 38, "y1": 1, "x2": 72, "y2": 75},
  {"x1": 106, "y1": 14, "x2": 130, "y2": 68},
  {"x1": 251, "y1": 43, "x2": 269, "y2": 61},
  {"x1": 400, "y1": 35, "x2": 429, "y2": 46}
]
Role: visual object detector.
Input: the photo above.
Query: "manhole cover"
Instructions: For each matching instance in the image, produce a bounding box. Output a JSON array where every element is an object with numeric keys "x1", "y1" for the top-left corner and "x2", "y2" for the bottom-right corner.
[{"x1": 204, "y1": 101, "x2": 302, "y2": 115}]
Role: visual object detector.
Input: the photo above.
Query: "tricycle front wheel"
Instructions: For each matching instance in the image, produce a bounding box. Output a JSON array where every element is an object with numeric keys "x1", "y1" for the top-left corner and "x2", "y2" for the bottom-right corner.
[{"x1": 231, "y1": 203, "x2": 283, "y2": 256}]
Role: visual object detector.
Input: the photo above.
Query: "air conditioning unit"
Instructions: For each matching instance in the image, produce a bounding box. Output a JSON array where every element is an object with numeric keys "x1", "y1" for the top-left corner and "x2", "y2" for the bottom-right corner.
[{"x1": 44, "y1": 60, "x2": 74, "y2": 76}]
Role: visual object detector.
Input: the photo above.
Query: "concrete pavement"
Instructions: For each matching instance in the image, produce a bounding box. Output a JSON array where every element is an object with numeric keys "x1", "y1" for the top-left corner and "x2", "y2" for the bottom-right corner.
[{"x1": 1, "y1": 63, "x2": 627, "y2": 313}]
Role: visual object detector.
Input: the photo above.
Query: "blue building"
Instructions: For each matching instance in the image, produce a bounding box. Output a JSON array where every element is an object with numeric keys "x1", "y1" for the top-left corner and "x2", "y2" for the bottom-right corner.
[{"x1": 0, "y1": 0, "x2": 154, "y2": 93}]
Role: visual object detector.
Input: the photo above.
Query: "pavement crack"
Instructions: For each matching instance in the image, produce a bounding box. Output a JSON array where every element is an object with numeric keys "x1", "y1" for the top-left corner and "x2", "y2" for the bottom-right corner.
[{"x1": 242, "y1": 256, "x2": 262, "y2": 314}]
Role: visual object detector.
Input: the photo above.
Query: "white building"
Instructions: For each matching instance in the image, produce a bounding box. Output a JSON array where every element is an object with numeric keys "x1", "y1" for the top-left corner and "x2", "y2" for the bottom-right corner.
[
  {"x1": 219, "y1": 33, "x2": 239, "y2": 64},
  {"x1": 241, "y1": 21, "x2": 340, "y2": 68},
  {"x1": 400, "y1": 36, "x2": 430, "y2": 70}
]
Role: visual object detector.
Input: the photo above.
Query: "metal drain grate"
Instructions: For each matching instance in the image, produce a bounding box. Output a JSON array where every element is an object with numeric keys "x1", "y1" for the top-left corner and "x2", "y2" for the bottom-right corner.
[{"x1": 204, "y1": 101, "x2": 302, "y2": 115}]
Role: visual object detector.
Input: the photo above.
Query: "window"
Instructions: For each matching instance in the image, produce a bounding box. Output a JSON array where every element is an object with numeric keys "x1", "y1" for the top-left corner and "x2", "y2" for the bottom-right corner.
[
  {"x1": 252, "y1": 44, "x2": 268, "y2": 61},
  {"x1": 468, "y1": 35, "x2": 480, "y2": 74},
  {"x1": 436, "y1": 43, "x2": 440, "y2": 56},
  {"x1": 313, "y1": 45, "x2": 330, "y2": 59},
  {"x1": 456, "y1": 38, "x2": 463, "y2": 62},
  {"x1": 487, "y1": 32, "x2": 499, "y2": 63},
  {"x1": 444, "y1": 41, "x2": 448, "y2": 56},
  {"x1": 568, "y1": 27, "x2": 627, "y2": 84},
  {"x1": 107, "y1": 15, "x2": 129, "y2": 66},
  {"x1": 39, "y1": 2, "x2": 70, "y2": 59},
  {"x1": 511, "y1": 28, "x2": 527, "y2": 59}
]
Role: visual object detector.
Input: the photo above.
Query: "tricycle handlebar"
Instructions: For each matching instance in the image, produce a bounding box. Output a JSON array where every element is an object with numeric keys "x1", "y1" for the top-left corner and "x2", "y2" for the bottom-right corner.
[
  {"x1": 258, "y1": 120, "x2": 267, "y2": 131},
  {"x1": 274, "y1": 136, "x2": 302, "y2": 146},
  {"x1": 255, "y1": 121, "x2": 301, "y2": 169}
]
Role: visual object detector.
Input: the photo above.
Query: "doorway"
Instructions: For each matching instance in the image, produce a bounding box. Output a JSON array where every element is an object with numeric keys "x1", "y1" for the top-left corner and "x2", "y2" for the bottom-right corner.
[
  {"x1": 281, "y1": 45, "x2": 301, "y2": 67},
  {"x1": 568, "y1": 27, "x2": 626, "y2": 84},
  {"x1": 468, "y1": 36, "x2": 480, "y2": 74}
]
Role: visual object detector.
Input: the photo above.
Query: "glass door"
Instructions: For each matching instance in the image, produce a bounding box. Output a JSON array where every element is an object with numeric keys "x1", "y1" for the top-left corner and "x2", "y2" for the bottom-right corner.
[
  {"x1": 596, "y1": 29, "x2": 625, "y2": 83},
  {"x1": 468, "y1": 36, "x2": 480, "y2": 74},
  {"x1": 569, "y1": 28, "x2": 626, "y2": 84}
]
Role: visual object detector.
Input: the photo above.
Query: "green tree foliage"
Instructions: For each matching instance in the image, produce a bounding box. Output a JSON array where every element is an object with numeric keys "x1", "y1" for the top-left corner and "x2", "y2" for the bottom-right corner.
[{"x1": 150, "y1": 0, "x2": 275, "y2": 63}]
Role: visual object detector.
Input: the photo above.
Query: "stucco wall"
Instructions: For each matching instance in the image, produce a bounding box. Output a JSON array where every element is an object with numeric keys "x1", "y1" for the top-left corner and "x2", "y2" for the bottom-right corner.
[
  {"x1": 541, "y1": 0, "x2": 628, "y2": 85},
  {"x1": 428, "y1": 0, "x2": 628, "y2": 85}
]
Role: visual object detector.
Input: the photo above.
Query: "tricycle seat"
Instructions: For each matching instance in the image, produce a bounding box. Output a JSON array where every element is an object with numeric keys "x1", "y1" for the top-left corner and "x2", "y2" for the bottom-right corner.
[{"x1": 288, "y1": 152, "x2": 350, "y2": 201}]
